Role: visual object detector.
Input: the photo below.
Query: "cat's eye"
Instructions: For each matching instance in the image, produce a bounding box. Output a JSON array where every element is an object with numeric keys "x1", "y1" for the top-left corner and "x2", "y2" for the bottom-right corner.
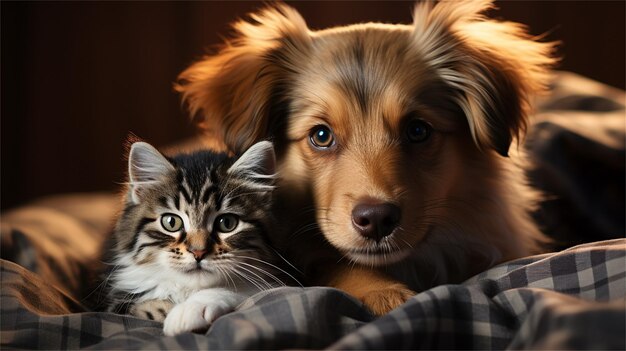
[
  {"x1": 215, "y1": 214, "x2": 239, "y2": 233},
  {"x1": 406, "y1": 119, "x2": 432, "y2": 143},
  {"x1": 161, "y1": 214, "x2": 183, "y2": 232},
  {"x1": 309, "y1": 125, "x2": 335, "y2": 149}
]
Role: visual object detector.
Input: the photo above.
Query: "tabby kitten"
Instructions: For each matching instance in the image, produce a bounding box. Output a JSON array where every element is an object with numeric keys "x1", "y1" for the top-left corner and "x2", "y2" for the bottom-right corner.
[{"x1": 104, "y1": 140, "x2": 286, "y2": 336}]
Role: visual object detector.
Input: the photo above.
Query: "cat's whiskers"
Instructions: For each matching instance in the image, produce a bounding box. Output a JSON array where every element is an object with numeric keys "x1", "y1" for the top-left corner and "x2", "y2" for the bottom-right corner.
[
  {"x1": 229, "y1": 266, "x2": 268, "y2": 292},
  {"x1": 214, "y1": 265, "x2": 237, "y2": 290},
  {"x1": 266, "y1": 245, "x2": 304, "y2": 276},
  {"x1": 235, "y1": 255, "x2": 303, "y2": 287},
  {"x1": 236, "y1": 261, "x2": 286, "y2": 288},
  {"x1": 84, "y1": 263, "x2": 124, "y2": 306},
  {"x1": 233, "y1": 264, "x2": 275, "y2": 291}
]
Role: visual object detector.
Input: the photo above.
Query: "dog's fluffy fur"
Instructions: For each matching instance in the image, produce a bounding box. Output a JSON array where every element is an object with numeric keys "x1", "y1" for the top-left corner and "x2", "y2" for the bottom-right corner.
[{"x1": 176, "y1": 0, "x2": 556, "y2": 315}]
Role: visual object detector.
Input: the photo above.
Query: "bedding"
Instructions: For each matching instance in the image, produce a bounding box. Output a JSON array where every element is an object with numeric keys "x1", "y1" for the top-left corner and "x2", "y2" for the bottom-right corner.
[{"x1": 1, "y1": 71, "x2": 625, "y2": 350}]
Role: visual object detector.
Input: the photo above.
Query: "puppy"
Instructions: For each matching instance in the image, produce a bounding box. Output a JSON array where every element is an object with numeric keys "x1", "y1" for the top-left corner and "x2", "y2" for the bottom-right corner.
[{"x1": 176, "y1": 0, "x2": 556, "y2": 315}]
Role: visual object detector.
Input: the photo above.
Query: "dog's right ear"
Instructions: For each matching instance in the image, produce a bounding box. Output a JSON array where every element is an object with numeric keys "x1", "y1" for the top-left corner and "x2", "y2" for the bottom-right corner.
[
  {"x1": 412, "y1": 0, "x2": 556, "y2": 157},
  {"x1": 176, "y1": 4, "x2": 311, "y2": 153}
]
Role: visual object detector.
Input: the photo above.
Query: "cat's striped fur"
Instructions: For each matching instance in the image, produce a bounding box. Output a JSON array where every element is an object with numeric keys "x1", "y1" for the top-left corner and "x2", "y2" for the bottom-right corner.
[{"x1": 103, "y1": 140, "x2": 290, "y2": 335}]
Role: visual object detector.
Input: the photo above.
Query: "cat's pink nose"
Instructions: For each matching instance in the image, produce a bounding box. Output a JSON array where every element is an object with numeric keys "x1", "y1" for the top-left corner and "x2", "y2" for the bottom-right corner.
[{"x1": 190, "y1": 249, "x2": 208, "y2": 262}]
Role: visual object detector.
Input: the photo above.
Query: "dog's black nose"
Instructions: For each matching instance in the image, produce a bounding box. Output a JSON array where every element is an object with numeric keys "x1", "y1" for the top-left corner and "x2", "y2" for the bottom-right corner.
[{"x1": 351, "y1": 201, "x2": 401, "y2": 242}]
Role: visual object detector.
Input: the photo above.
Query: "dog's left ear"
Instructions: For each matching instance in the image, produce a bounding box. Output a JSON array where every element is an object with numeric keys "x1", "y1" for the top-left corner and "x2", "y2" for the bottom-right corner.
[
  {"x1": 176, "y1": 4, "x2": 311, "y2": 153},
  {"x1": 412, "y1": 0, "x2": 557, "y2": 156}
]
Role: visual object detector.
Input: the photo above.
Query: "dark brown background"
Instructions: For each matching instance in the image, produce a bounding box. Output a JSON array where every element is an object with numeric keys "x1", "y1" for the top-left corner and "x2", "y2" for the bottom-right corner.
[{"x1": 2, "y1": 1, "x2": 625, "y2": 210}]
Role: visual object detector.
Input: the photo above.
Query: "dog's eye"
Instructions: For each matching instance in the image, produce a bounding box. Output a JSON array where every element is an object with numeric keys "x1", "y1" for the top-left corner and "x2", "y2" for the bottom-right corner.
[
  {"x1": 161, "y1": 214, "x2": 183, "y2": 232},
  {"x1": 309, "y1": 125, "x2": 335, "y2": 149},
  {"x1": 406, "y1": 120, "x2": 432, "y2": 143},
  {"x1": 215, "y1": 214, "x2": 239, "y2": 233}
]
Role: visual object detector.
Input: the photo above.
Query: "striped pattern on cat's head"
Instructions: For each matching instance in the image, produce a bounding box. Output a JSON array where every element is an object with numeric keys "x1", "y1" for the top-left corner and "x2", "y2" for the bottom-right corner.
[{"x1": 108, "y1": 141, "x2": 281, "y2": 304}]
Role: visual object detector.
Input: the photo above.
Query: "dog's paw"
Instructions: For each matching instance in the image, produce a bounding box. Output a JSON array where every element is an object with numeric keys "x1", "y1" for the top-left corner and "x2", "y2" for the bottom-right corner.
[
  {"x1": 361, "y1": 284, "x2": 415, "y2": 316},
  {"x1": 129, "y1": 299, "x2": 173, "y2": 322}
]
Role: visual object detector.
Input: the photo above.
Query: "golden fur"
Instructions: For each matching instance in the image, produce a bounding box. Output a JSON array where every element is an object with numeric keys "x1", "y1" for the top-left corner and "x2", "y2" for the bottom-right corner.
[{"x1": 176, "y1": 0, "x2": 556, "y2": 315}]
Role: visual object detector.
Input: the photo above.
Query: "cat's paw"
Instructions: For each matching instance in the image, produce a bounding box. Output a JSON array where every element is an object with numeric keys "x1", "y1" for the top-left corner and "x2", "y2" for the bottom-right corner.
[
  {"x1": 361, "y1": 283, "x2": 415, "y2": 316},
  {"x1": 129, "y1": 299, "x2": 173, "y2": 322},
  {"x1": 163, "y1": 300, "x2": 232, "y2": 336},
  {"x1": 162, "y1": 288, "x2": 245, "y2": 336}
]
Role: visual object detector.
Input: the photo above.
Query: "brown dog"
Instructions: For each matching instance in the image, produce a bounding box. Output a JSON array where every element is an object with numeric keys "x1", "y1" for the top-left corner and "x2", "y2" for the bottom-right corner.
[{"x1": 176, "y1": 0, "x2": 556, "y2": 315}]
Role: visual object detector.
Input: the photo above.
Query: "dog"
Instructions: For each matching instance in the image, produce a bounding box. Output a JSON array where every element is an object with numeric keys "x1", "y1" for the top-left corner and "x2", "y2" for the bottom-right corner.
[{"x1": 175, "y1": 0, "x2": 556, "y2": 315}]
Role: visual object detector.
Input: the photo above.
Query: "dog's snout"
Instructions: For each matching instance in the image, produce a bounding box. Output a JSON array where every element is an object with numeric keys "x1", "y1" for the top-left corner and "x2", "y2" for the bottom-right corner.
[{"x1": 351, "y1": 201, "x2": 401, "y2": 242}]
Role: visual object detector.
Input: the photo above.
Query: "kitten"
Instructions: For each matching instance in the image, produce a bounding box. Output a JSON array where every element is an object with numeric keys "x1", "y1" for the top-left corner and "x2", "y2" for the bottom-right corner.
[{"x1": 103, "y1": 140, "x2": 289, "y2": 336}]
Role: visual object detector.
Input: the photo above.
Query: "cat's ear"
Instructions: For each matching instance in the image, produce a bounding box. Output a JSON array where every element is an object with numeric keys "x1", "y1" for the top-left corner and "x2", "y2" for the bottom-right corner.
[
  {"x1": 128, "y1": 142, "x2": 175, "y2": 203},
  {"x1": 228, "y1": 141, "x2": 276, "y2": 179}
]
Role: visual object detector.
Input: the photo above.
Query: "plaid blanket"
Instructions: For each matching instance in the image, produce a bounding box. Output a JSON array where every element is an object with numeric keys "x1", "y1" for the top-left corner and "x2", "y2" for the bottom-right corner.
[{"x1": 1, "y1": 240, "x2": 624, "y2": 350}]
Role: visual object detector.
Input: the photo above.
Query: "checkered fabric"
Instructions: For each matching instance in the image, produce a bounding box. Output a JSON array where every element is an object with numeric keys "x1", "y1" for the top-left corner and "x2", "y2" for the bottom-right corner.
[{"x1": 2, "y1": 239, "x2": 624, "y2": 350}]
